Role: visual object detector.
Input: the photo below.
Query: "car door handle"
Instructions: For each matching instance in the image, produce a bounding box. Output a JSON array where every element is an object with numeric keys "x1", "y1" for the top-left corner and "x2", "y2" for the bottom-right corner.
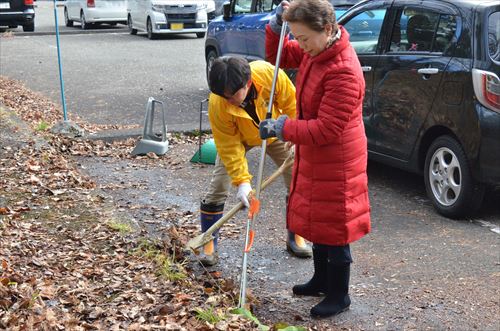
[
  {"x1": 361, "y1": 66, "x2": 372, "y2": 72},
  {"x1": 417, "y1": 68, "x2": 439, "y2": 75}
]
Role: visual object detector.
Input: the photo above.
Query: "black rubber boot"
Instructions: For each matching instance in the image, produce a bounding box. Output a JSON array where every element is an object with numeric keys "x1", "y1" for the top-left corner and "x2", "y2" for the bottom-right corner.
[
  {"x1": 292, "y1": 245, "x2": 327, "y2": 296},
  {"x1": 310, "y1": 263, "x2": 351, "y2": 318}
]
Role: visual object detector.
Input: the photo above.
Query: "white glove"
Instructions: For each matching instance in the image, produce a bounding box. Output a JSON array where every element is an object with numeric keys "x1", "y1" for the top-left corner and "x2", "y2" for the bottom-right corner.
[{"x1": 237, "y1": 182, "x2": 252, "y2": 208}]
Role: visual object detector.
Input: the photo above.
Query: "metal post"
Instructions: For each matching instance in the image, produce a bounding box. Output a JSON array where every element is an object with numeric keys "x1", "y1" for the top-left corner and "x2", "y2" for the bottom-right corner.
[{"x1": 53, "y1": 0, "x2": 68, "y2": 121}]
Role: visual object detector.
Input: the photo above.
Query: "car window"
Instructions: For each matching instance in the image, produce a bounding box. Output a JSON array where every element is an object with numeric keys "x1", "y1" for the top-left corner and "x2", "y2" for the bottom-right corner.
[
  {"x1": 389, "y1": 8, "x2": 456, "y2": 53},
  {"x1": 343, "y1": 9, "x2": 387, "y2": 54},
  {"x1": 489, "y1": 12, "x2": 500, "y2": 61},
  {"x1": 256, "y1": 0, "x2": 277, "y2": 13},
  {"x1": 234, "y1": 0, "x2": 252, "y2": 14},
  {"x1": 433, "y1": 14, "x2": 457, "y2": 53}
]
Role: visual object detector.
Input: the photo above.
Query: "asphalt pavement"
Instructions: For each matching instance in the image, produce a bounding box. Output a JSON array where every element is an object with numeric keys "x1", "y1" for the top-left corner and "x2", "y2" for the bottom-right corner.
[{"x1": 1, "y1": 1, "x2": 210, "y2": 138}]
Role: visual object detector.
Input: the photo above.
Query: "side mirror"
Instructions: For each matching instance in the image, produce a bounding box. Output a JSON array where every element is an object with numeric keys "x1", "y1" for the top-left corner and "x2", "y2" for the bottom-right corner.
[{"x1": 223, "y1": 2, "x2": 232, "y2": 20}]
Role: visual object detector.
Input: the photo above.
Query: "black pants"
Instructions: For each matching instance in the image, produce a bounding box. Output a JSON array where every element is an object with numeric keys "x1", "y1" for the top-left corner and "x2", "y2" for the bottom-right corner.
[{"x1": 313, "y1": 244, "x2": 352, "y2": 265}]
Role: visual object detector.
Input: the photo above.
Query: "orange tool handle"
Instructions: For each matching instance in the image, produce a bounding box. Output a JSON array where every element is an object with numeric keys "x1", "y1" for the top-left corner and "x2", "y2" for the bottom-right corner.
[
  {"x1": 244, "y1": 230, "x2": 255, "y2": 253},
  {"x1": 247, "y1": 196, "x2": 260, "y2": 218}
]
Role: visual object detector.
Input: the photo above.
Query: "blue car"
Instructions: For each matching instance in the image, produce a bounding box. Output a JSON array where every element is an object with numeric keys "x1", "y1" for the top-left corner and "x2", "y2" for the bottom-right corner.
[{"x1": 204, "y1": 0, "x2": 357, "y2": 78}]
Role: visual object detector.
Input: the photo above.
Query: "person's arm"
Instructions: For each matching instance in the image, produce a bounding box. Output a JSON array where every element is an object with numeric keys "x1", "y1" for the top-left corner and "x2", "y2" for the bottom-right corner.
[
  {"x1": 282, "y1": 69, "x2": 363, "y2": 145},
  {"x1": 208, "y1": 96, "x2": 252, "y2": 186}
]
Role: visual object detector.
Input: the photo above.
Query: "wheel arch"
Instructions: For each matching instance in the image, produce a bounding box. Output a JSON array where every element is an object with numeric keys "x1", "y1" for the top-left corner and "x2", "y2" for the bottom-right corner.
[
  {"x1": 418, "y1": 126, "x2": 462, "y2": 172},
  {"x1": 204, "y1": 41, "x2": 221, "y2": 62}
]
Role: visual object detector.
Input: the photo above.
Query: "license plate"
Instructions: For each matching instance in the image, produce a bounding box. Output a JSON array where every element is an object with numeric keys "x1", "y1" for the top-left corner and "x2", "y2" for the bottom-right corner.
[
  {"x1": 170, "y1": 23, "x2": 183, "y2": 30},
  {"x1": 0, "y1": 3, "x2": 10, "y2": 9}
]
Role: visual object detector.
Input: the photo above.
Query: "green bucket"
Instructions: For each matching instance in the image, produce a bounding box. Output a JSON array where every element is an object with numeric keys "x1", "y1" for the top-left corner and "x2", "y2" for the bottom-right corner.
[{"x1": 190, "y1": 138, "x2": 217, "y2": 165}]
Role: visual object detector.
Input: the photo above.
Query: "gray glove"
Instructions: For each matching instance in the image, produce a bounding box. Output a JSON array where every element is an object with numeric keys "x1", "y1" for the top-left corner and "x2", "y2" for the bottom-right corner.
[
  {"x1": 269, "y1": 1, "x2": 290, "y2": 35},
  {"x1": 259, "y1": 115, "x2": 288, "y2": 141}
]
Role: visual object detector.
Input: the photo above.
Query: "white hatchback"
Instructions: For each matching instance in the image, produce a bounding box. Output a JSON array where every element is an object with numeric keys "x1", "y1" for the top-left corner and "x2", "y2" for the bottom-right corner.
[
  {"x1": 64, "y1": 0, "x2": 128, "y2": 29},
  {"x1": 127, "y1": 0, "x2": 215, "y2": 39}
]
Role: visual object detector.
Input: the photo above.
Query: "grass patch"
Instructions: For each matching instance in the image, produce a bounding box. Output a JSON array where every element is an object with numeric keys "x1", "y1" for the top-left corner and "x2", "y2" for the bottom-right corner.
[
  {"x1": 133, "y1": 239, "x2": 186, "y2": 281},
  {"x1": 194, "y1": 306, "x2": 225, "y2": 324},
  {"x1": 107, "y1": 220, "x2": 132, "y2": 234},
  {"x1": 36, "y1": 121, "x2": 49, "y2": 132}
]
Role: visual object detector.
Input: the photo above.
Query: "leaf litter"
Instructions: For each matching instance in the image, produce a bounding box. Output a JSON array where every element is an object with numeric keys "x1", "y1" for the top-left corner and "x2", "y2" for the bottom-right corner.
[{"x1": 0, "y1": 76, "x2": 274, "y2": 330}]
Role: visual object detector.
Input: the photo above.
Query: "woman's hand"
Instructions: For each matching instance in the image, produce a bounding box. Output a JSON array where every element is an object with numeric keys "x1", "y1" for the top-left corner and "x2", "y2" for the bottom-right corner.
[{"x1": 269, "y1": 1, "x2": 291, "y2": 34}]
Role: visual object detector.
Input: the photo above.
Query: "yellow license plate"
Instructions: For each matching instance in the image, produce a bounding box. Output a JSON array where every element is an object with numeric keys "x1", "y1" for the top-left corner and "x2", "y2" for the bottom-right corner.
[{"x1": 170, "y1": 23, "x2": 184, "y2": 30}]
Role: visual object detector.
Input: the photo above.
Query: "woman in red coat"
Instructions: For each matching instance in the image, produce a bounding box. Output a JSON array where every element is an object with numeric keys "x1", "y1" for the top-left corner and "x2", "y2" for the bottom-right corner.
[{"x1": 259, "y1": 0, "x2": 371, "y2": 318}]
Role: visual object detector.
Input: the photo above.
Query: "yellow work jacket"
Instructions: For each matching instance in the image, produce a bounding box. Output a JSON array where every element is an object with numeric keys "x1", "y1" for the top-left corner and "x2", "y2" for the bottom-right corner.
[{"x1": 208, "y1": 60, "x2": 296, "y2": 186}]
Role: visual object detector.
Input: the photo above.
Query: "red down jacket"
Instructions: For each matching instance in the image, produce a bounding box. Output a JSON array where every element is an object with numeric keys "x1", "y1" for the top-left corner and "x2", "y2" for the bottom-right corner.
[{"x1": 266, "y1": 25, "x2": 371, "y2": 246}]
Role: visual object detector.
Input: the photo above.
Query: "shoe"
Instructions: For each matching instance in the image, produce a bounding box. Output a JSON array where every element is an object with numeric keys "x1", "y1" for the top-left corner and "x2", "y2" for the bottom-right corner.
[
  {"x1": 198, "y1": 238, "x2": 218, "y2": 266},
  {"x1": 286, "y1": 231, "x2": 312, "y2": 258},
  {"x1": 310, "y1": 263, "x2": 351, "y2": 318},
  {"x1": 293, "y1": 245, "x2": 327, "y2": 296}
]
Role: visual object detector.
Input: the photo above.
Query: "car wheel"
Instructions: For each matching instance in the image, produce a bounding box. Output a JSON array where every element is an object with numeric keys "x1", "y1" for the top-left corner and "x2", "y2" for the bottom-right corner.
[
  {"x1": 196, "y1": 32, "x2": 206, "y2": 38},
  {"x1": 205, "y1": 49, "x2": 218, "y2": 84},
  {"x1": 22, "y1": 22, "x2": 34, "y2": 32},
  {"x1": 147, "y1": 18, "x2": 156, "y2": 40},
  {"x1": 424, "y1": 135, "x2": 485, "y2": 218},
  {"x1": 128, "y1": 15, "x2": 137, "y2": 35},
  {"x1": 285, "y1": 69, "x2": 297, "y2": 85},
  {"x1": 64, "y1": 8, "x2": 73, "y2": 27},
  {"x1": 80, "y1": 11, "x2": 90, "y2": 30}
]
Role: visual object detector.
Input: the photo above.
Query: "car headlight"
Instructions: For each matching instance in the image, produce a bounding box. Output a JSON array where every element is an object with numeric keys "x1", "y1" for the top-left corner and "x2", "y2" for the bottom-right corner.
[{"x1": 152, "y1": 5, "x2": 164, "y2": 12}]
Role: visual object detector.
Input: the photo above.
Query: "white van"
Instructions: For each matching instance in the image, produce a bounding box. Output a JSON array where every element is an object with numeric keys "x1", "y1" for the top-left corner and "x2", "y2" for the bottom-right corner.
[
  {"x1": 127, "y1": 0, "x2": 215, "y2": 39},
  {"x1": 64, "y1": 0, "x2": 128, "y2": 29}
]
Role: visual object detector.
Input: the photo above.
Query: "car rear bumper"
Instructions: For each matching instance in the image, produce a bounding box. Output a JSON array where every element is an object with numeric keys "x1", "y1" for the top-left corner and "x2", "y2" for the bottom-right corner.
[
  {"x1": 85, "y1": 8, "x2": 127, "y2": 22},
  {"x1": 477, "y1": 103, "x2": 500, "y2": 186},
  {"x1": 0, "y1": 9, "x2": 34, "y2": 26}
]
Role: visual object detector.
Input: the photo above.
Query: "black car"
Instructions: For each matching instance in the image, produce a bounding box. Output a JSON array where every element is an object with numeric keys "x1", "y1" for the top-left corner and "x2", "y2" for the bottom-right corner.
[
  {"x1": 0, "y1": 0, "x2": 35, "y2": 32},
  {"x1": 338, "y1": 0, "x2": 499, "y2": 218}
]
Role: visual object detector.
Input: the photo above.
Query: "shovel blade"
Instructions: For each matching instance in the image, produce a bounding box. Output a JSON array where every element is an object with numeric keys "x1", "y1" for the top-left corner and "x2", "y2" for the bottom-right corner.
[{"x1": 186, "y1": 232, "x2": 213, "y2": 252}]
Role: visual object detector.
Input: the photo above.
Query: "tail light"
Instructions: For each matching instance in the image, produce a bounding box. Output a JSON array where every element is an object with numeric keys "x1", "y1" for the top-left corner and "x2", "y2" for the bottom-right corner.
[
  {"x1": 87, "y1": 0, "x2": 95, "y2": 8},
  {"x1": 472, "y1": 69, "x2": 500, "y2": 113},
  {"x1": 24, "y1": 0, "x2": 33, "y2": 5}
]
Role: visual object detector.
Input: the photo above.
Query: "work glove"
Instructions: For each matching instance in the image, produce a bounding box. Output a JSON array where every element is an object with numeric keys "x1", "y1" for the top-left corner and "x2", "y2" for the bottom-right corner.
[
  {"x1": 259, "y1": 115, "x2": 288, "y2": 141},
  {"x1": 269, "y1": 1, "x2": 290, "y2": 35},
  {"x1": 237, "y1": 182, "x2": 252, "y2": 208}
]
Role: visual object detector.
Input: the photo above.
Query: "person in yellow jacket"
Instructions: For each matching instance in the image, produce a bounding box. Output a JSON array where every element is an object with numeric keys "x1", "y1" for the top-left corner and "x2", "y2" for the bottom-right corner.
[{"x1": 199, "y1": 56, "x2": 313, "y2": 266}]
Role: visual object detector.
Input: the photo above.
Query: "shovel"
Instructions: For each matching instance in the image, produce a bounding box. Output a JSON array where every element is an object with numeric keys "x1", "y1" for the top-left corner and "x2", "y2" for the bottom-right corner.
[{"x1": 186, "y1": 155, "x2": 294, "y2": 252}]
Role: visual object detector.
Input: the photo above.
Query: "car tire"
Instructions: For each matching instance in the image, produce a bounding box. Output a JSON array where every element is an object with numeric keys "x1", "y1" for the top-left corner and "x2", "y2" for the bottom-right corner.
[
  {"x1": 146, "y1": 18, "x2": 156, "y2": 40},
  {"x1": 196, "y1": 32, "x2": 206, "y2": 38},
  {"x1": 64, "y1": 8, "x2": 73, "y2": 27},
  {"x1": 284, "y1": 69, "x2": 297, "y2": 85},
  {"x1": 424, "y1": 135, "x2": 485, "y2": 218},
  {"x1": 205, "y1": 49, "x2": 218, "y2": 84},
  {"x1": 22, "y1": 22, "x2": 34, "y2": 32},
  {"x1": 128, "y1": 15, "x2": 137, "y2": 35},
  {"x1": 80, "y1": 11, "x2": 90, "y2": 30}
]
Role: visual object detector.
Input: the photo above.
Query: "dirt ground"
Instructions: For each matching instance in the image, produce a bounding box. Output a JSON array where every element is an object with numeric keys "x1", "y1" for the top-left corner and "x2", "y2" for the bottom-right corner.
[{"x1": 76, "y1": 142, "x2": 500, "y2": 331}]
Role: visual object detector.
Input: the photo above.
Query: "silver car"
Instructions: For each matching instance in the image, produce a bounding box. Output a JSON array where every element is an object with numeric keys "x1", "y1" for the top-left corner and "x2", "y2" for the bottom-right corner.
[
  {"x1": 64, "y1": 0, "x2": 127, "y2": 29},
  {"x1": 127, "y1": 0, "x2": 215, "y2": 39}
]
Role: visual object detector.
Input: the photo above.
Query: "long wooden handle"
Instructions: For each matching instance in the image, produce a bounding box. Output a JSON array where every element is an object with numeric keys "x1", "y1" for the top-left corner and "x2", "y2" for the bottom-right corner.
[{"x1": 186, "y1": 155, "x2": 294, "y2": 251}]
